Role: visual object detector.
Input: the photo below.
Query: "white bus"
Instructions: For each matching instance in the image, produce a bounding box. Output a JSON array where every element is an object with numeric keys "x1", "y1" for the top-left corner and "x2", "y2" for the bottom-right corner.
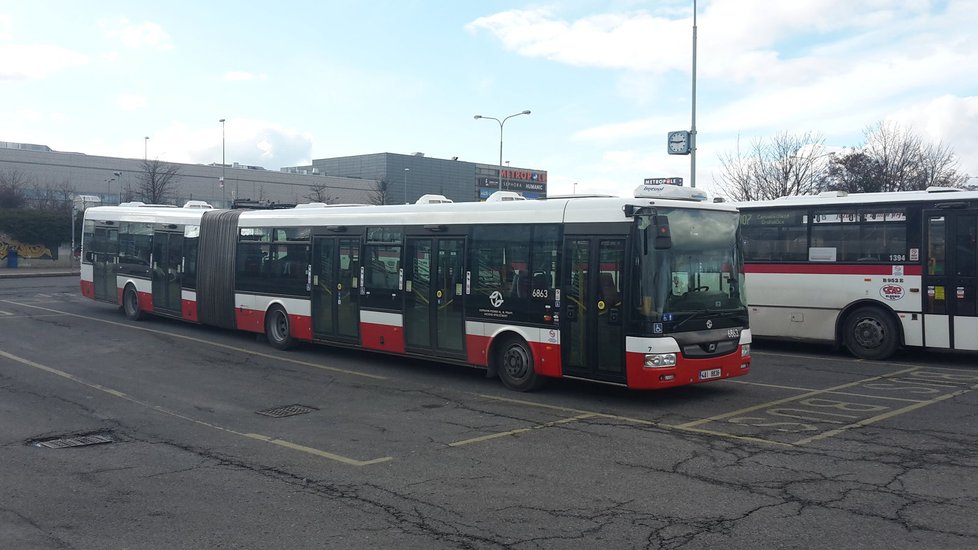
[
  {"x1": 738, "y1": 187, "x2": 978, "y2": 359},
  {"x1": 81, "y1": 188, "x2": 752, "y2": 391}
]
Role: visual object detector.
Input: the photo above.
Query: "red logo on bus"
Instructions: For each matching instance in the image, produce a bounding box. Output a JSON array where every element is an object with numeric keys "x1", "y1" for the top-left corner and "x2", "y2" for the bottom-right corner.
[{"x1": 880, "y1": 284, "x2": 905, "y2": 301}]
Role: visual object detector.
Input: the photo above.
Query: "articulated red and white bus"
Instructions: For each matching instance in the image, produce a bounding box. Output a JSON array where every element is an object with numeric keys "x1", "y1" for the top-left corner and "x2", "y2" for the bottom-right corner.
[
  {"x1": 738, "y1": 187, "x2": 978, "y2": 360},
  {"x1": 81, "y1": 187, "x2": 751, "y2": 391}
]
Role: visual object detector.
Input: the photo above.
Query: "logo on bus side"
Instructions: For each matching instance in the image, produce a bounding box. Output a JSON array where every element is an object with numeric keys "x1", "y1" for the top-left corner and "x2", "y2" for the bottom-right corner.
[
  {"x1": 880, "y1": 284, "x2": 905, "y2": 301},
  {"x1": 489, "y1": 291, "x2": 505, "y2": 308}
]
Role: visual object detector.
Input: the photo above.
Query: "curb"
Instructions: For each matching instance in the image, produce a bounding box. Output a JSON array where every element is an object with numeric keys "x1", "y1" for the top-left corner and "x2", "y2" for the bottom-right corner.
[{"x1": 0, "y1": 271, "x2": 79, "y2": 279}]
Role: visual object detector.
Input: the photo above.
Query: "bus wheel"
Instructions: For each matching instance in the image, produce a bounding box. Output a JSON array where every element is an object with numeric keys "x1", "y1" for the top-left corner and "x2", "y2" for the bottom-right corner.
[
  {"x1": 123, "y1": 284, "x2": 143, "y2": 321},
  {"x1": 497, "y1": 336, "x2": 545, "y2": 392},
  {"x1": 264, "y1": 306, "x2": 295, "y2": 350},
  {"x1": 844, "y1": 307, "x2": 898, "y2": 360}
]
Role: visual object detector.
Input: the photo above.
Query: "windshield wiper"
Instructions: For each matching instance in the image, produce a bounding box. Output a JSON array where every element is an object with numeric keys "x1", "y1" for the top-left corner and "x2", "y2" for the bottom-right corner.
[{"x1": 670, "y1": 309, "x2": 743, "y2": 332}]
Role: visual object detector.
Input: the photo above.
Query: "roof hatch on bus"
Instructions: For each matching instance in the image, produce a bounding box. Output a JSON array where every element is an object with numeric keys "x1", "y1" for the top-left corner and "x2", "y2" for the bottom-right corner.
[
  {"x1": 416, "y1": 194, "x2": 453, "y2": 204},
  {"x1": 486, "y1": 191, "x2": 526, "y2": 202},
  {"x1": 633, "y1": 184, "x2": 707, "y2": 202}
]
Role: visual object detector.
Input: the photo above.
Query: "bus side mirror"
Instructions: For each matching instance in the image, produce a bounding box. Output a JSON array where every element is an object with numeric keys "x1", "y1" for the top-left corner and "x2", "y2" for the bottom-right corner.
[{"x1": 653, "y1": 216, "x2": 672, "y2": 250}]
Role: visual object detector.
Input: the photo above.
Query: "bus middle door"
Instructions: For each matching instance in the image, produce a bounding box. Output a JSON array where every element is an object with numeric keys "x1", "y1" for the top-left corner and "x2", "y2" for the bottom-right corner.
[
  {"x1": 311, "y1": 236, "x2": 361, "y2": 342},
  {"x1": 562, "y1": 235, "x2": 626, "y2": 384},
  {"x1": 151, "y1": 230, "x2": 183, "y2": 314},
  {"x1": 404, "y1": 236, "x2": 466, "y2": 357}
]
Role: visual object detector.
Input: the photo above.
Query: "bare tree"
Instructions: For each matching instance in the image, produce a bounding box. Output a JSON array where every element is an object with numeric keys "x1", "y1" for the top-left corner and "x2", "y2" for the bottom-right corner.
[
  {"x1": 367, "y1": 179, "x2": 388, "y2": 206},
  {"x1": 304, "y1": 183, "x2": 338, "y2": 204},
  {"x1": 0, "y1": 169, "x2": 29, "y2": 208},
  {"x1": 715, "y1": 131, "x2": 827, "y2": 201},
  {"x1": 137, "y1": 159, "x2": 183, "y2": 204},
  {"x1": 918, "y1": 140, "x2": 969, "y2": 188},
  {"x1": 862, "y1": 121, "x2": 924, "y2": 191},
  {"x1": 120, "y1": 182, "x2": 137, "y2": 203},
  {"x1": 821, "y1": 149, "x2": 883, "y2": 193},
  {"x1": 828, "y1": 122, "x2": 968, "y2": 192}
]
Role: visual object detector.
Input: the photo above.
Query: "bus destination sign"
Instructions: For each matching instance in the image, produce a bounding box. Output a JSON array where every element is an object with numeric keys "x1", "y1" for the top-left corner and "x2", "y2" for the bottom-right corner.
[{"x1": 644, "y1": 177, "x2": 683, "y2": 186}]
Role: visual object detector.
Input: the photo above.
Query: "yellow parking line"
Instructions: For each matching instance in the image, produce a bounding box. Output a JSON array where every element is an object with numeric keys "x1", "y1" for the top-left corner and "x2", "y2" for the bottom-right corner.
[
  {"x1": 792, "y1": 383, "x2": 978, "y2": 445},
  {"x1": 675, "y1": 367, "x2": 922, "y2": 429},
  {"x1": 0, "y1": 349, "x2": 392, "y2": 467},
  {"x1": 475, "y1": 393, "x2": 657, "y2": 426},
  {"x1": 448, "y1": 414, "x2": 596, "y2": 447}
]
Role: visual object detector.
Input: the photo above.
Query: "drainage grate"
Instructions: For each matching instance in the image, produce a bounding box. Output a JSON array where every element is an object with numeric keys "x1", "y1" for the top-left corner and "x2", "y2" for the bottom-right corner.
[
  {"x1": 35, "y1": 434, "x2": 114, "y2": 449},
  {"x1": 256, "y1": 404, "x2": 319, "y2": 418}
]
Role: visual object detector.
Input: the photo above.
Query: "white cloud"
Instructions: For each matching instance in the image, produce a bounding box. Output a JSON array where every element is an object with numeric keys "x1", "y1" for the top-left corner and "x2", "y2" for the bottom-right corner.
[
  {"x1": 0, "y1": 15, "x2": 12, "y2": 40},
  {"x1": 139, "y1": 119, "x2": 313, "y2": 169},
  {"x1": 101, "y1": 17, "x2": 173, "y2": 51},
  {"x1": 467, "y1": 7, "x2": 690, "y2": 73},
  {"x1": 0, "y1": 44, "x2": 88, "y2": 79},
  {"x1": 223, "y1": 71, "x2": 268, "y2": 81},
  {"x1": 116, "y1": 93, "x2": 146, "y2": 111},
  {"x1": 888, "y1": 95, "x2": 978, "y2": 175}
]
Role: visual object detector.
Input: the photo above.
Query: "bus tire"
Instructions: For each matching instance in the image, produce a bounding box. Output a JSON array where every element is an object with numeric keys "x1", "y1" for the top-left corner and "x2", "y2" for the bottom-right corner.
[
  {"x1": 123, "y1": 284, "x2": 143, "y2": 321},
  {"x1": 497, "y1": 336, "x2": 546, "y2": 392},
  {"x1": 264, "y1": 305, "x2": 295, "y2": 350},
  {"x1": 844, "y1": 306, "x2": 899, "y2": 360}
]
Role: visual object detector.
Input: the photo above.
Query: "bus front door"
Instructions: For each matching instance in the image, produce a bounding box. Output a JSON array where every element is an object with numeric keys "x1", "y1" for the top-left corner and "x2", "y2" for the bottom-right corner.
[
  {"x1": 311, "y1": 237, "x2": 360, "y2": 342},
  {"x1": 92, "y1": 226, "x2": 118, "y2": 302},
  {"x1": 404, "y1": 237, "x2": 465, "y2": 357},
  {"x1": 562, "y1": 237, "x2": 626, "y2": 384},
  {"x1": 151, "y1": 231, "x2": 184, "y2": 314},
  {"x1": 923, "y1": 210, "x2": 978, "y2": 350}
]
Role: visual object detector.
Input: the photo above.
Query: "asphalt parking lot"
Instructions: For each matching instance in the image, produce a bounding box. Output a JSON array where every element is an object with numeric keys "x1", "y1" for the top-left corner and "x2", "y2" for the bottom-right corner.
[{"x1": 2, "y1": 276, "x2": 977, "y2": 549}]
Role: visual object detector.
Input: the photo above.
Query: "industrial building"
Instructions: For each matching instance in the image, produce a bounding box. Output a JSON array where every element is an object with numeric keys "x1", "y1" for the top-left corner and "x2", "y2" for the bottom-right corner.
[{"x1": 1, "y1": 142, "x2": 548, "y2": 208}]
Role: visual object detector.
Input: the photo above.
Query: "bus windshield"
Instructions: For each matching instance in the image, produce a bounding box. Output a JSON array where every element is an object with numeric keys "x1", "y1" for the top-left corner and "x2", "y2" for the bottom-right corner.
[{"x1": 633, "y1": 208, "x2": 747, "y2": 324}]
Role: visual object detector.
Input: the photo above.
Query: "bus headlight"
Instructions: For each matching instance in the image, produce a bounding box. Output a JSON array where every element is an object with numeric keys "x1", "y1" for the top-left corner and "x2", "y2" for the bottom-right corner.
[
  {"x1": 741, "y1": 344, "x2": 751, "y2": 357},
  {"x1": 644, "y1": 353, "x2": 677, "y2": 368}
]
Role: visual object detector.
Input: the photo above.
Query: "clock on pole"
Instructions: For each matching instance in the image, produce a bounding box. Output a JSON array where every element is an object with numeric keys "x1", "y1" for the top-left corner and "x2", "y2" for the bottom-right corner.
[{"x1": 667, "y1": 130, "x2": 691, "y2": 155}]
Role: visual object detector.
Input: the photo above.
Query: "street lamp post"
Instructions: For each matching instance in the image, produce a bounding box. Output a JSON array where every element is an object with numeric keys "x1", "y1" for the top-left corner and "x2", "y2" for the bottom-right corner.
[
  {"x1": 219, "y1": 118, "x2": 226, "y2": 206},
  {"x1": 144, "y1": 136, "x2": 148, "y2": 161},
  {"x1": 403, "y1": 168, "x2": 410, "y2": 204},
  {"x1": 105, "y1": 171, "x2": 121, "y2": 205},
  {"x1": 474, "y1": 110, "x2": 531, "y2": 191}
]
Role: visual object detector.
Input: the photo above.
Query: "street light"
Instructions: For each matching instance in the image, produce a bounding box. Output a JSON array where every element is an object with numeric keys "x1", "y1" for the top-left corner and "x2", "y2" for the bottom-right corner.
[
  {"x1": 403, "y1": 168, "x2": 410, "y2": 204},
  {"x1": 219, "y1": 118, "x2": 226, "y2": 206},
  {"x1": 474, "y1": 109, "x2": 531, "y2": 191},
  {"x1": 144, "y1": 136, "x2": 149, "y2": 160},
  {"x1": 105, "y1": 171, "x2": 121, "y2": 205}
]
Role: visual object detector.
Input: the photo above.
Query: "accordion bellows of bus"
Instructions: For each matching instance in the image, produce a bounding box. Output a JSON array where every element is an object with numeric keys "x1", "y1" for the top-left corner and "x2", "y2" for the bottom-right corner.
[
  {"x1": 736, "y1": 187, "x2": 978, "y2": 360},
  {"x1": 81, "y1": 190, "x2": 752, "y2": 391}
]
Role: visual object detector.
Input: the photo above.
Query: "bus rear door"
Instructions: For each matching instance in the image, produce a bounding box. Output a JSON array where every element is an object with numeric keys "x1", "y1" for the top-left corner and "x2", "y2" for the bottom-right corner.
[
  {"x1": 923, "y1": 210, "x2": 978, "y2": 350},
  {"x1": 92, "y1": 225, "x2": 118, "y2": 302}
]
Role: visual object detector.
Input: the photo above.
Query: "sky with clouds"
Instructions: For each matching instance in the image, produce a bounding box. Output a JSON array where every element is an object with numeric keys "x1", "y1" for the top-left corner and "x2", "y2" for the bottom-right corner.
[{"x1": 2, "y1": 0, "x2": 976, "y2": 198}]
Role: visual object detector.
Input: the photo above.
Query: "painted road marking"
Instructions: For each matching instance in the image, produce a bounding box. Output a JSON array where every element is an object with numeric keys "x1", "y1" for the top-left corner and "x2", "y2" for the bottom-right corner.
[
  {"x1": 448, "y1": 413, "x2": 597, "y2": 447},
  {"x1": 1, "y1": 300, "x2": 387, "y2": 381},
  {"x1": 0, "y1": 349, "x2": 392, "y2": 467},
  {"x1": 675, "y1": 367, "x2": 978, "y2": 446}
]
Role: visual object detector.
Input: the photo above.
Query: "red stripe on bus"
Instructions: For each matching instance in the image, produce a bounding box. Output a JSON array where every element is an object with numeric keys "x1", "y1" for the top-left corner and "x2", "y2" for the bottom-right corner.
[{"x1": 745, "y1": 263, "x2": 922, "y2": 276}]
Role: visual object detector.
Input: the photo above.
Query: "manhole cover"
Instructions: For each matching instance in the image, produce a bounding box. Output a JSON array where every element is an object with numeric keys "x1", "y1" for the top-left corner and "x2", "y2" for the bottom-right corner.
[
  {"x1": 256, "y1": 404, "x2": 319, "y2": 418},
  {"x1": 35, "y1": 434, "x2": 114, "y2": 449}
]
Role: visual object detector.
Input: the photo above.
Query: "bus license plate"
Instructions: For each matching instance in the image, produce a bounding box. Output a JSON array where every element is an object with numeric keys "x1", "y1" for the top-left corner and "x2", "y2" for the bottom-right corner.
[{"x1": 699, "y1": 368, "x2": 722, "y2": 380}]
